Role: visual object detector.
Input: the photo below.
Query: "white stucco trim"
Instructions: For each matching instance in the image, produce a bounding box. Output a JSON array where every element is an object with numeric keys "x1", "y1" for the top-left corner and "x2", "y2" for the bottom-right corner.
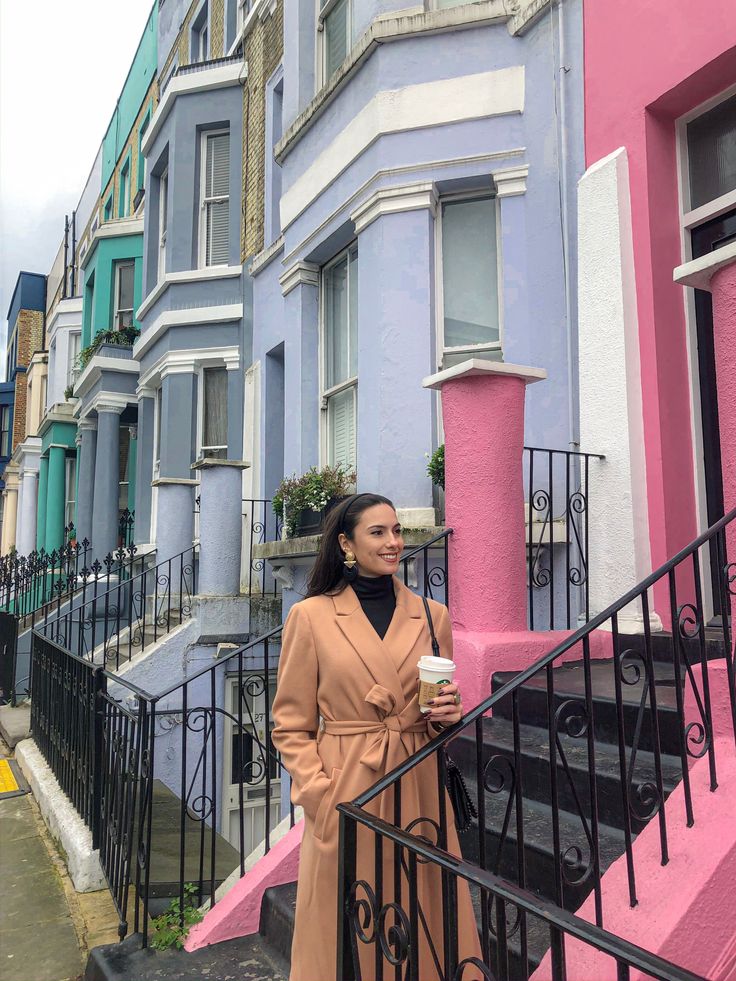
[
  {"x1": 673, "y1": 240, "x2": 736, "y2": 292},
  {"x1": 74, "y1": 355, "x2": 140, "y2": 400},
  {"x1": 350, "y1": 181, "x2": 438, "y2": 234},
  {"x1": 80, "y1": 217, "x2": 145, "y2": 270},
  {"x1": 509, "y1": 0, "x2": 552, "y2": 35},
  {"x1": 577, "y1": 147, "x2": 661, "y2": 632},
  {"x1": 249, "y1": 235, "x2": 284, "y2": 277},
  {"x1": 493, "y1": 164, "x2": 529, "y2": 197},
  {"x1": 281, "y1": 148, "x2": 525, "y2": 269},
  {"x1": 138, "y1": 346, "x2": 241, "y2": 389},
  {"x1": 279, "y1": 261, "x2": 320, "y2": 297},
  {"x1": 137, "y1": 265, "x2": 242, "y2": 321},
  {"x1": 132, "y1": 303, "x2": 243, "y2": 361},
  {"x1": 423, "y1": 358, "x2": 546, "y2": 390},
  {"x1": 75, "y1": 391, "x2": 137, "y2": 420},
  {"x1": 142, "y1": 62, "x2": 246, "y2": 157},
  {"x1": 280, "y1": 66, "x2": 525, "y2": 230}
]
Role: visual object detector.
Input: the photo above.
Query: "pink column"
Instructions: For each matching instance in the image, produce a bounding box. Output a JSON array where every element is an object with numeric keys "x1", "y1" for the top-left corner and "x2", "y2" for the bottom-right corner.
[
  {"x1": 711, "y1": 260, "x2": 736, "y2": 560},
  {"x1": 424, "y1": 361, "x2": 546, "y2": 632}
]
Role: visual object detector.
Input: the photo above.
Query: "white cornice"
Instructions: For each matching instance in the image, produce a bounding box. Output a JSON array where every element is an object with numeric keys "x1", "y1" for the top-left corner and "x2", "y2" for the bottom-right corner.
[
  {"x1": 423, "y1": 358, "x2": 547, "y2": 390},
  {"x1": 142, "y1": 62, "x2": 246, "y2": 157},
  {"x1": 74, "y1": 354, "x2": 140, "y2": 401},
  {"x1": 279, "y1": 261, "x2": 319, "y2": 297},
  {"x1": 80, "y1": 217, "x2": 145, "y2": 270},
  {"x1": 137, "y1": 265, "x2": 242, "y2": 321},
  {"x1": 132, "y1": 303, "x2": 243, "y2": 361},
  {"x1": 248, "y1": 235, "x2": 284, "y2": 277},
  {"x1": 351, "y1": 181, "x2": 438, "y2": 234},
  {"x1": 76, "y1": 391, "x2": 135, "y2": 420},
  {"x1": 674, "y1": 240, "x2": 736, "y2": 292},
  {"x1": 47, "y1": 297, "x2": 83, "y2": 337},
  {"x1": 493, "y1": 164, "x2": 529, "y2": 197},
  {"x1": 138, "y1": 346, "x2": 240, "y2": 389}
]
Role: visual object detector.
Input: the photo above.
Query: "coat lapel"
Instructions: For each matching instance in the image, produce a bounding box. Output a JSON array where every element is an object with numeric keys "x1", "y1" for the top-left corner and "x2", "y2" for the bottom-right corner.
[
  {"x1": 332, "y1": 586, "x2": 405, "y2": 710},
  {"x1": 384, "y1": 578, "x2": 427, "y2": 674}
]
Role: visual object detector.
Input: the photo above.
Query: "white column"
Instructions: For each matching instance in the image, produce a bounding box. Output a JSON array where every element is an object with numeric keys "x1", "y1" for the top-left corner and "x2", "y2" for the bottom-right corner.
[
  {"x1": 578, "y1": 147, "x2": 661, "y2": 631},
  {"x1": 18, "y1": 469, "x2": 38, "y2": 556}
]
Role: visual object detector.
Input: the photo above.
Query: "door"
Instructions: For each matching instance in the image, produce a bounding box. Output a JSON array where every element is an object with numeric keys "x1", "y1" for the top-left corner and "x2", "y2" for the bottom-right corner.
[
  {"x1": 222, "y1": 674, "x2": 281, "y2": 857},
  {"x1": 690, "y1": 208, "x2": 736, "y2": 618}
]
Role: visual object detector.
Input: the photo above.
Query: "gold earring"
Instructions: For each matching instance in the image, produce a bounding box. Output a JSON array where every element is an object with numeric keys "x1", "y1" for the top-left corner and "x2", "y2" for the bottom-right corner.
[{"x1": 344, "y1": 550, "x2": 356, "y2": 569}]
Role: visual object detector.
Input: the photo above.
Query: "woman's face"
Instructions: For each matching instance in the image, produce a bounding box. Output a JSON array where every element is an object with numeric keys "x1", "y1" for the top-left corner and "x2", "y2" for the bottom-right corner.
[{"x1": 340, "y1": 504, "x2": 404, "y2": 578}]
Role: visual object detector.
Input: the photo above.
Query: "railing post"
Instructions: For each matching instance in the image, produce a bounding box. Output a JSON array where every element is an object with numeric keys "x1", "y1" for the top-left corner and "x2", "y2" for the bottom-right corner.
[
  {"x1": 336, "y1": 808, "x2": 358, "y2": 981},
  {"x1": 90, "y1": 668, "x2": 106, "y2": 850}
]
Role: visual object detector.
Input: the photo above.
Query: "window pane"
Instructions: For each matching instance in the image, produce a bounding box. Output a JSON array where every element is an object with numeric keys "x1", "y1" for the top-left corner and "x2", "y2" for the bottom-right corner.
[
  {"x1": 325, "y1": 0, "x2": 349, "y2": 78},
  {"x1": 328, "y1": 385, "x2": 356, "y2": 471},
  {"x1": 348, "y1": 245, "x2": 358, "y2": 378},
  {"x1": 687, "y1": 94, "x2": 736, "y2": 211},
  {"x1": 441, "y1": 197, "x2": 499, "y2": 350},
  {"x1": 118, "y1": 263, "x2": 135, "y2": 311},
  {"x1": 206, "y1": 133, "x2": 230, "y2": 198},
  {"x1": 325, "y1": 255, "x2": 349, "y2": 388},
  {"x1": 203, "y1": 367, "x2": 228, "y2": 456},
  {"x1": 206, "y1": 199, "x2": 230, "y2": 265}
]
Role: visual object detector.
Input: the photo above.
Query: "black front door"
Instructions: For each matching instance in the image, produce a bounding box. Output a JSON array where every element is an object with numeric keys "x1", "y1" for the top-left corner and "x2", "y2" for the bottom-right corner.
[{"x1": 690, "y1": 208, "x2": 736, "y2": 618}]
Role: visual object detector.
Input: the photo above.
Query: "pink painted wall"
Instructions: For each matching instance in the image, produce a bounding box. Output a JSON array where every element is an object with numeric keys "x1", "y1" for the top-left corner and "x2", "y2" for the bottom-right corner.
[
  {"x1": 712, "y1": 262, "x2": 736, "y2": 560},
  {"x1": 584, "y1": 2, "x2": 736, "y2": 605}
]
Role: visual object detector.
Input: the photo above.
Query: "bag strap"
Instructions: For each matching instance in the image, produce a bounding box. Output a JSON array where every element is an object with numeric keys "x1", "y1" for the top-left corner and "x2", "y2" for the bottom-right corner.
[{"x1": 421, "y1": 596, "x2": 440, "y2": 657}]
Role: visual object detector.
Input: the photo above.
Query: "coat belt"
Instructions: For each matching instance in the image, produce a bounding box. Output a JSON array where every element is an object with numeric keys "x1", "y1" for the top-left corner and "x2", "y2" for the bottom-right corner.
[{"x1": 321, "y1": 716, "x2": 427, "y2": 772}]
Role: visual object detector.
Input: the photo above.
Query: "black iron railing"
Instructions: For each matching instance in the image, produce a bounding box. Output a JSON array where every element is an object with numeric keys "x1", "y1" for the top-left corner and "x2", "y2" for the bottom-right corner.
[
  {"x1": 41, "y1": 546, "x2": 196, "y2": 670},
  {"x1": 524, "y1": 447, "x2": 605, "y2": 631},
  {"x1": 0, "y1": 529, "x2": 91, "y2": 618},
  {"x1": 337, "y1": 509, "x2": 736, "y2": 981},
  {"x1": 160, "y1": 51, "x2": 243, "y2": 97},
  {"x1": 119, "y1": 509, "x2": 135, "y2": 549},
  {"x1": 242, "y1": 496, "x2": 283, "y2": 599},
  {"x1": 399, "y1": 530, "x2": 450, "y2": 608}
]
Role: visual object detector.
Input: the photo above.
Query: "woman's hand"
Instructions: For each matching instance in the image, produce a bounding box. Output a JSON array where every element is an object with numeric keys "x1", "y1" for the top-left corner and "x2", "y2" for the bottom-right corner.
[{"x1": 426, "y1": 682, "x2": 463, "y2": 726}]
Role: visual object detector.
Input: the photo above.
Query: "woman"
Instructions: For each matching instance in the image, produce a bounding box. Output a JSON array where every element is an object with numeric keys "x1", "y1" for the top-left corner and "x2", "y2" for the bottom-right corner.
[{"x1": 272, "y1": 493, "x2": 482, "y2": 981}]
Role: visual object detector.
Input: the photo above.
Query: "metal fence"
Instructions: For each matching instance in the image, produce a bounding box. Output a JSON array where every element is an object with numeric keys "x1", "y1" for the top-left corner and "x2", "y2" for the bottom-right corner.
[{"x1": 337, "y1": 509, "x2": 736, "y2": 981}]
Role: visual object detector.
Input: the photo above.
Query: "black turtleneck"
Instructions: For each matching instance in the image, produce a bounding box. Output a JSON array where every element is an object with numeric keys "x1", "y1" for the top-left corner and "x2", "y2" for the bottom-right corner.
[{"x1": 352, "y1": 574, "x2": 396, "y2": 640}]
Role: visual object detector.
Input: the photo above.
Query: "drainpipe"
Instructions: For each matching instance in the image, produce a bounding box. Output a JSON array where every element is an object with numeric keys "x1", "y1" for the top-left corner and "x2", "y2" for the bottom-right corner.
[
  {"x1": 554, "y1": 0, "x2": 579, "y2": 450},
  {"x1": 70, "y1": 210, "x2": 77, "y2": 297},
  {"x1": 63, "y1": 215, "x2": 69, "y2": 300}
]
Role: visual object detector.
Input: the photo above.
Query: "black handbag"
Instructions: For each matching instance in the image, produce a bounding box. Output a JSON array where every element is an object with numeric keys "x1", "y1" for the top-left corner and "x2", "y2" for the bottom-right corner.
[{"x1": 420, "y1": 597, "x2": 477, "y2": 833}]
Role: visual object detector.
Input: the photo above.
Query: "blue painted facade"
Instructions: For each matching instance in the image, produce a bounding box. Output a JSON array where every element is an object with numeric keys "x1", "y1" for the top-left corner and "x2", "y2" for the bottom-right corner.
[
  {"x1": 5, "y1": 272, "x2": 46, "y2": 385},
  {"x1": 251, "y1": 2, "x2": 585, "y2": 520}
]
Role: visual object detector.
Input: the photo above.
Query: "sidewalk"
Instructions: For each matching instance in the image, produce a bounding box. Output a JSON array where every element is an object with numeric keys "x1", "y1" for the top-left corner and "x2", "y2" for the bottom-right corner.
[{"x1": 0, "y1": 739, "x2": 120, "y2": 981}]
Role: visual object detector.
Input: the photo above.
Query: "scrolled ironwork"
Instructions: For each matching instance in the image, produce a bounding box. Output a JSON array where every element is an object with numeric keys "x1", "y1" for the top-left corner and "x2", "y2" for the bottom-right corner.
[
  {"x1": 348, "y1": 879, "x2": 378, "y2": 945},
  {"x1": 677, "y1": 602, "x2": 702, "y2": 641},
  {"x1": 454, "y1": 957, "x2": 497, "y2": 980},
  {"x1": 376, "y1": 901, "x2": 412, "y2": 967}
]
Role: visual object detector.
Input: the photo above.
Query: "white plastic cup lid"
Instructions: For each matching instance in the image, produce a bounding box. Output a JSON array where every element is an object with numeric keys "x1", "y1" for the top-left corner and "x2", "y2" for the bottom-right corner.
[{"x1": 417, "y1": 656, "x2": 456, "y2": 672}]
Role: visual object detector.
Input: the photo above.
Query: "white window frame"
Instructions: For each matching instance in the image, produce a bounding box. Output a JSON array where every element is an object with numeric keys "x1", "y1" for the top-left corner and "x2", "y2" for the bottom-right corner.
[
  {"x1": 119, "y1": 159, "x2": 131, "y2": 218},
  {"x1": 191, "y1": 1, "x2": 210, "y2": 63},
  {"x1": 197, "y1": 364, "x2": 229, "y2": 460},
  {"x1": 113, "y1": 260, "x2": 136, "y2": 331},
  {"x1": 198, "y1": 129, "x2": 231, "y2": 268},
  {"x1": 67, "y1": 331, "x2": 82, "y2": 389},
  {"x1": 0, "y1": 407, "x2": 10, "y2": 458},
  {"x1": 319, "y1": 243, "x2": 358, "y2": 471},
  {"x1": 434, "y1": 191, "x2": 504, "y2": 372},
  {"x1": 158, "y1": 169, "x2": 169, "y2": 282},
  {"x1": 64, "y1": 455, "x2": 77, "y2": 531},
  {"x1": 317, "y1": 0, "x2": 352, "y2": 89}
]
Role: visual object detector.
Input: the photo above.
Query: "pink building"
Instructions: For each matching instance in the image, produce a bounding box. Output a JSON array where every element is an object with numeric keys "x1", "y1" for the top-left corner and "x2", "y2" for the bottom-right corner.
[{"x1": 578, "y1": 0, "x2": 736, "y2": 630}]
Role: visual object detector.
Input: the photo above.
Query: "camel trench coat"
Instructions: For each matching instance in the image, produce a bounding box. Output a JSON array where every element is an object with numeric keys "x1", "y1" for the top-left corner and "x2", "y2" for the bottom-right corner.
[{"x1": 272, "y1": 577, "x2": 482, "y2": 981}]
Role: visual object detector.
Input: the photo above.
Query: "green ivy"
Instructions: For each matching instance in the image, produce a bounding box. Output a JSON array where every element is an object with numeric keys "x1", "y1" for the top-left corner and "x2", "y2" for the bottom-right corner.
[
  {"x1": 150, "y1": 883, "x2": 203, "y2": 951},
  {"x1": 426, "y1": 444, "x2": 445, "y2": 490},
  {"x1": 272, "y1": 464, "x2": 357, "y2": 537}
]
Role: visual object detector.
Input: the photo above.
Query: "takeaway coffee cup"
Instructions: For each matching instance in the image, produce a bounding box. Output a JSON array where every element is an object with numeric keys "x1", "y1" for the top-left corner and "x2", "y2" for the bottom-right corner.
[{"x1": 417, "y1": 655, "x2": 457, "y2": 713}]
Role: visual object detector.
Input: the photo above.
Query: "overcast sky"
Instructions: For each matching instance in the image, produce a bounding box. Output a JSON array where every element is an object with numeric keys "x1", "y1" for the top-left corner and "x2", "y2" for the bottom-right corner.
[{"x1": 0, "y1": 0, "x2": 155, "y2": 370}]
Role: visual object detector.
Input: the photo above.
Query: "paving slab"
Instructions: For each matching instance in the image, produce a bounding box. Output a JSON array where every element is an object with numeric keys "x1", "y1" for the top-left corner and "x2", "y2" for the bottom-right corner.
[{"x1": 0, "y1": 795, "x2": 85, "y2": 981}]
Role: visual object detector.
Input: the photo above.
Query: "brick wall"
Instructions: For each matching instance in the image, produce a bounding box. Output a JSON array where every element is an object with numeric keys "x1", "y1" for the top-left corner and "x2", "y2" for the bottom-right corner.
[
  {"x1": 241, "y1": 0, "x2": 284, "y2": 261},
  {"x1": 11, "y1": 309, "x2": 44, "y2": 450},
  {"x1": 211, "y1": 0, "x2": 225, "y2": 58}
]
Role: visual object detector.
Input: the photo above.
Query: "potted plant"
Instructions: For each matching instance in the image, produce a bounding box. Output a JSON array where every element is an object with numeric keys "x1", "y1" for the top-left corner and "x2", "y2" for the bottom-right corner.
[
  {"x1": 272, "y1": 464, "x2": 357, "y2": 538},
  {"x1": 426, "y1": 444, "x2": 445, "y2": 490}
]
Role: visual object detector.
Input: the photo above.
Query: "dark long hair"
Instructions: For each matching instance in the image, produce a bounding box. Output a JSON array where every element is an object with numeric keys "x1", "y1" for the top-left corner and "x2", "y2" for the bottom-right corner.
[{"x1": 305, "y1": 493, "x2": 396, "y2": 597}]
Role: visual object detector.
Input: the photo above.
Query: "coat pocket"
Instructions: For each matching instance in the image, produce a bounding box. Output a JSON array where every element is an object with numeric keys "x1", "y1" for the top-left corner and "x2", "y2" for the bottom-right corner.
[{"x1": 313, "y1": 767, "x2": 342, "y2": 842}]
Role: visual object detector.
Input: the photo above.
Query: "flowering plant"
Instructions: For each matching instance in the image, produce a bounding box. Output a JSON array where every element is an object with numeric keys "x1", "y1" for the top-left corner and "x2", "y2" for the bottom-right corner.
[
  {"x1": 272, "y1": 464, "x2": 357, "y2": 537},
  {"x1": 426, "y1": 444, "x2": 445, "y2": 489}
]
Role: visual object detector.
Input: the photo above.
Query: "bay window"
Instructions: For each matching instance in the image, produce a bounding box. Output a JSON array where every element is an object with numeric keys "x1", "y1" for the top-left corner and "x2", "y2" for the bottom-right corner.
[
  {"x1": 438, "y1": 194, "x2": 501, "y2": 367},
  {"x1": 158, "y1": 169, "x2": 169, "y2": 281},
  {"x1": 200, "y1": 130, "x2": 230, "y2": 267},
  {"x1": 0, "y1": 407, "x2": 10, "y2": 458},
  {"x1": 201, "y1": 366, "x2": 228, "y2": 459},
  {"x1": 67, "y1": 332, "x2": 81, "y2": 389},
  {"x1": 64, "y1": 456, "x2": 77, "y2": 531},
  {"x1": 113, "y1": 261, "x2": 135, "y2": 330},
  {"x1": 322, "y1": 244, "x2": 358, "y2": 471}
]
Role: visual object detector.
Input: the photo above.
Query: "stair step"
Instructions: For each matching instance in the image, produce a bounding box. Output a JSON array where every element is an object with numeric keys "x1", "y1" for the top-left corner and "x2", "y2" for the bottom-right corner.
[
  {"x1": 457, "y1": 773, "x2": 626, "y2": 912},
  {"x1": 449, "y1": 716, "x2": 682, "y2": 833},
  {"x1": 469, "y1": 885, "x2": 553, "y2": 981},
  {"x1": 260, "y1": 881, "x2": 297, "y2": 966},
  {"x1": 492, "y1": 659, "x2": 683, "y2": 755}
]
